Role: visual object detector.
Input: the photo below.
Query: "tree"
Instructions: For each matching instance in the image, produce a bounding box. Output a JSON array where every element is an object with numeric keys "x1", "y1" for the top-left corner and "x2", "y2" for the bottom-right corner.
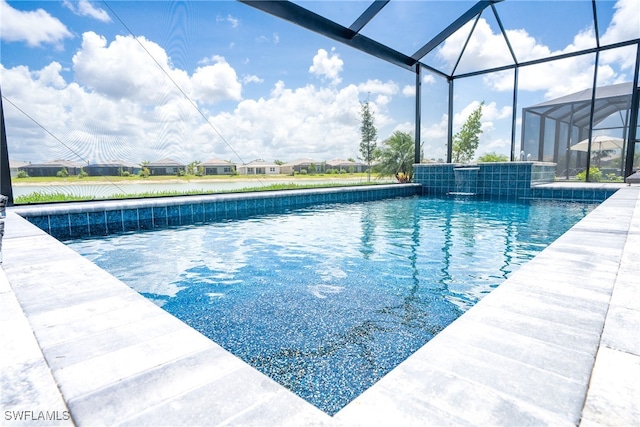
[
  {"x1": 359, "y1": 99, "x2": 378, "y2": 181},
  {"x1": 478, "y1": 152, "x2": 508, "y2": 162},
  {"x1": 452, "y1": 101, "x2": 484, "y2": 163},
  {"x1": 187, "y1": 161, "x2": 201, "y2": 175},
  {"x1": 373, "y1": 131, "x2": 416, "y2": 182},
  {"x1": 138, "y1": 161, "x2": 150, "y2": 178}
]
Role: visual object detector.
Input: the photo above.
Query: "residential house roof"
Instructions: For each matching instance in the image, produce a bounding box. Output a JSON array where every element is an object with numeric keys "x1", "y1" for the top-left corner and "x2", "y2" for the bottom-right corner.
[
  {"x1": 241, "y1": 159, "x2": 279, "y2": 167},
  {"x1": 24, "y1": 159, "x2": 85, "y2": 168},
  {"x1": 147, "y1": 158, "x2": 185, "y2": 167},
  {"x1": 281, "y1": 158, "x2": 317, "y2": 166},
  {"x1": 201, "y1": 158, "x2": 234, "y2": 166},
  {"x1": 88, "y1": 160, "x2": 139, "y2": 168}
]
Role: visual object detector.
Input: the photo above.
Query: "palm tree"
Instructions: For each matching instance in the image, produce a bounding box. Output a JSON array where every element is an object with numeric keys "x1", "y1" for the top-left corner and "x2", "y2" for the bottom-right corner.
[{"x1": 374, "y1": 131, "x2": 416, "y2": 182}]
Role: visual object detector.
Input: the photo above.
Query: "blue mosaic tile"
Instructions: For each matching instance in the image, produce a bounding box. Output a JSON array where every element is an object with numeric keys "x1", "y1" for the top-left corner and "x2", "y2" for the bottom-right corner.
[
  {"x1": 203, "y1": 202, "x2": 216, "y2": 222},
  {"x1": 179, "y1": 204, "x2": 193, "y2": 225},
  {"x1": 88, "y1": 211, "x2": 108, "y2": 236},
  {"x1": 235, "y1": 199, "x2": 248, "y2": 216},
  {"x1": 106, "y1": 210, "x2": 124, "y2": 234},
  {"x1": 122, "y1": 209, "x2": 139, "y2": 231},
  {"x1": 192, "y1": 203, "x2": 204, "y2": 224},
  {"x1": 268, "y1": 197, "x2": 278, "y2": 211},
  {"x1": 167, "y1": 205, "x2": 180, "y2": 226},
  {"x1": 28, "y1": 216, "x2": 50, "y2": 234},
  {"x1": 18, "y1": 185, "x2": 422, "y2": 240},
  {"x1": 69, "y1": 212, "x2": 89, "y2": 238},
  {"x1": 223, "y1": 201, "x2": 236, "y2": 220},
  {"x1": 153, "y1": 206, "x2": 168, "y2": 228},
  {"x1": 49, "y1": 214, "x2": 70, "y2": 238},
  {"x1": 138, "y1": 207, "x2": 154, "y2": 230}
]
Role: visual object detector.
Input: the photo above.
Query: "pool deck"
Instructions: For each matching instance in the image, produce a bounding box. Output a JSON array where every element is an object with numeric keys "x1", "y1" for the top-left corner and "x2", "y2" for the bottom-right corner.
[{"x1": 1, "y1": 184, "x2": 638, "y2": 426}]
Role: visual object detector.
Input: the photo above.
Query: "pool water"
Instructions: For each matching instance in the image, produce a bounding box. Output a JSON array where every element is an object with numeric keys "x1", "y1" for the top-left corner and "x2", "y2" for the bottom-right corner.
[{"x1": 67, "y1": 195, "x2": 595, "y2": 414}]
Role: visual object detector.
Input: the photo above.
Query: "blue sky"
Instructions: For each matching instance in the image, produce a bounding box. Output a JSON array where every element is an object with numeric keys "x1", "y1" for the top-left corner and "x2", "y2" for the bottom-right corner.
[{"x1": 1, "y1": 0, "x2": 638, "y2": 165}]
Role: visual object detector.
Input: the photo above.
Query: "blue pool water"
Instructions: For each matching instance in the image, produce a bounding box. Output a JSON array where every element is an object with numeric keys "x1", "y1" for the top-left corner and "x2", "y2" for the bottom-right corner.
[{"x1": 67, "y1": 195, "x2": 595, "y2": 414}]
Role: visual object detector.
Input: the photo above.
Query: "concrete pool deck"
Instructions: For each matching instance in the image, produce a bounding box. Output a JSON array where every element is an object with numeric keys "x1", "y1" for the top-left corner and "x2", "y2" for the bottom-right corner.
[{"x1": 1, "y1": 185, "x2": 638, "y2": 426}]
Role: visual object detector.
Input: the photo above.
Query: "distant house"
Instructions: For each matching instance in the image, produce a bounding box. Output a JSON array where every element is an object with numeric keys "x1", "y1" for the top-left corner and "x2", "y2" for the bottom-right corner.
[
  {"x1": 236, "y1": 159, "x2": 280, "y2": 175},
  {"x1": 326, "y1": 159, "x2": 369, "y2": 173},
  {"x1": 146, "y1": 158, "x2": 186, "y2": 176},
  {"x1": 201, "y1": 158, "x2": 235, "y2": 175},
  {"x1": 86, "y1": 160, "x2": 140, "y2": 176},
  {"x1": 22, "y1": 159, "x2": 84, "y2": 177},
  {"x1": 280, "y1": 158, "x2": 323, "y2": 174},
  {"x1": 9, "y1": 160, "x2": 29, "y2": 177}
]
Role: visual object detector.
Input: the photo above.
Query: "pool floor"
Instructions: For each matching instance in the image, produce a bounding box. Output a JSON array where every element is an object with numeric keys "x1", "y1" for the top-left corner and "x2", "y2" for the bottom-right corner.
[{"x1": 66, "y1": 196, "x2": 595, "y2": 415}]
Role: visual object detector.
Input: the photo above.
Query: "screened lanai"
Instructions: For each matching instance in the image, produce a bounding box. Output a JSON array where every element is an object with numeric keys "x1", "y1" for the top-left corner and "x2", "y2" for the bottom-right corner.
[
  {"x1": 522, "y1": 82, "x2": 637, "y2": 180},
  {"x1": 243, "y1": 0, "x2": 640, "y2": 181},
  {"x1": 1, "y1": 0, "x2": 640, "y2": 204}
]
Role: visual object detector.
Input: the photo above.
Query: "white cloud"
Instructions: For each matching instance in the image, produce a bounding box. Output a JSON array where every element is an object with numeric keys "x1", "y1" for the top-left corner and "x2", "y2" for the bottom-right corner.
[
  {"x1": 357, "y1": 79, "x2": 399, "y2": 96},
  {"x1": 216, "y1": 14, "x2": 239, "y2": 28},
  {"x1": 600, "y1": 0, "x2": 640, "y2": 72},
  {"x1": 423, "y1": 75, "x2": 436, "y2": 85},
  {"x1": 72, "y1": 32, "x2": 241, "y2": 105},
  {"x1": 191, "y1": 59, "x2": 242, "y2": 103},
  {"x1": 63, "y1": 0, "x2": 111, "y2": 23},
  {"x1": 206, "y1": 81, "x2": 368, "y2": 161},
  {"x1": 255, "y1": 33, "x2": 279, "y2": 44},
  {"x1": 309, "y1": 48, "x2": 343, "y2": 85},
  {"x1": 402, "y1": 85, "x2": 414, "y2": 97},
  {"x1": 0, "y1": 0, "x2": 72, "y2": 47},
  {"x1": 601, "y1": 0, "x2": 640, "y2": 48},
  {"x1": 2, "y1": 34, "x2": 397, "y2": 165},
  {"x1": 437, "y1": 0, "x2": 637, "y2": 100},
  {"x1": 243, "y1": 75, "x2": 264, "y2": 84}
]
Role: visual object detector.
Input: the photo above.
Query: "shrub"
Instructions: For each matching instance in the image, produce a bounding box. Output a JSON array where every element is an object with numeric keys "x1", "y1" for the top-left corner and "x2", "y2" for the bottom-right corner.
[
  {"x1": 138, "y1": 167, "x2": 150, "y2": 178},
  {"x1": 576, "y1": 167, "x2": 602, "y2": 182},
  {"x1": 299, "y1": 169, "x2": 308, "y2": 175},
  {"x1": 77, "y1": 169, "x2": 88, "y2": 178},
  {"x1": 605, "y1": 173, "x2": 623, "y2": 182},
  {"x1": 16, "y1": 170, "x2": 28, "y2": 178},
  {"x1": 478, "y1": 152, "x2": 509, "y2": 162},
  {"x1": 121, "y1": 171, "x2": 131, "y2": 177},
  {"x1": 56, "y1": 167, "x2": 69, "y2": 177}
]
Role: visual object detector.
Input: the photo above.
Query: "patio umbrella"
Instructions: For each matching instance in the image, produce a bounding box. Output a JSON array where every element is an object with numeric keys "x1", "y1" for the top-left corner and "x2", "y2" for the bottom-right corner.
[
  {"x1": 570, "y1": 135, "x2": 624, "y2": 152},
  {"x1": 570, "y1": 135, "x2": 624, "y2": 168}
]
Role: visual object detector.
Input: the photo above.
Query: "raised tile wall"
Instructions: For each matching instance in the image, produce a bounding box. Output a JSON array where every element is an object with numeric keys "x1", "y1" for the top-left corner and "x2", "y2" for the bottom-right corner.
[
  {"x1": 13, "y1": 184, "x2": 421, "y2": 240},
  {"x1": 414, "y1": 162, "x2": 618, "y2": 202},
  {"x1": 415, "y1": 162, "x2": 551, "y2": 198}
]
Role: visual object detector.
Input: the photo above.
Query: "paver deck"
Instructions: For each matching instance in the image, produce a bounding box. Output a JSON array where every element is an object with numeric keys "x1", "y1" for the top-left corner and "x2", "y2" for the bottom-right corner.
[{"x1": 1, "y1": 185, "x2": 638, "y2": 426}]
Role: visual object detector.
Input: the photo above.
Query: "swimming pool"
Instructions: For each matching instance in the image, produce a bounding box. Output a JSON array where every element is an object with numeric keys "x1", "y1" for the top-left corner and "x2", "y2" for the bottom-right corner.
[{"x1": 67, "y1": 195, "x2": 595, "y2": 414}]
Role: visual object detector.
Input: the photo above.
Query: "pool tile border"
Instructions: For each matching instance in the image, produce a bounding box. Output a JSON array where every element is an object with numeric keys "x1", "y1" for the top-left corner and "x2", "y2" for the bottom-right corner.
[
  {"x1": 1, "y1": 184, "x2": 638, "y2": 426},
  {"x1": 12, "y1": 184, "x2": 421, "y2": 240}
]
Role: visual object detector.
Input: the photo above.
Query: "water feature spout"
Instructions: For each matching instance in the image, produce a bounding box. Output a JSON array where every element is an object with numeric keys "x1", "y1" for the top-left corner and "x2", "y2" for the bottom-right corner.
[{"x1": 449, "y1": 166, "x2": 480, "y2": 196}]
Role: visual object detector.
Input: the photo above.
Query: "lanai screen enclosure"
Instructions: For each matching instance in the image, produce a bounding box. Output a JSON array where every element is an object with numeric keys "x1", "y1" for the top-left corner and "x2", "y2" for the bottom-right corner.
[{"x1": 1, "y1": 0, "x2": 639, "y2": 203}]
